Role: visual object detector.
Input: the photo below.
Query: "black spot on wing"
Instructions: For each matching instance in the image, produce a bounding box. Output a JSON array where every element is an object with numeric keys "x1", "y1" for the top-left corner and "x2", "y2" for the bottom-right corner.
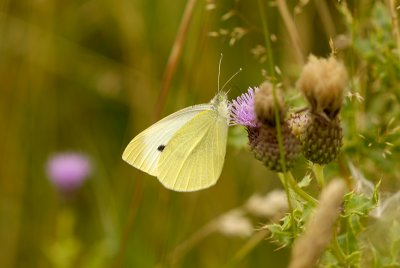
[{"x1": 157, "y1": 144, "x2": 166, "y2": 152}]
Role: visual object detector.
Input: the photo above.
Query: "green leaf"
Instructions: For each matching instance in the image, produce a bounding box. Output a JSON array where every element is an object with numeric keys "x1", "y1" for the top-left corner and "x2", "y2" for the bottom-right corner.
[
  {"x1": 265, "y1": 222, "x2": 293, "y2": 246},
  {"x1": 373, "y1": 180, "x2": 381, "y2": 205},
  {"x1": 343, "y1": 192, "x2": 376, "y2": 218},
  {"x1": 297, "y1": 174, "x2": 312, "y2": 188},
  {"x1": 346, "y1": 250, "x2": 362, "y2": 266}
]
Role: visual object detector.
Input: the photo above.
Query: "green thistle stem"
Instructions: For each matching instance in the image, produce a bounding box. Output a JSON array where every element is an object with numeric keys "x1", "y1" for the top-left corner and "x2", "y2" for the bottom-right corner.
[
  {"x1": 278, "y1": 173, "x2": 294, "y2": 211},
  {"x1": 331, "y1": 228, "x2": 347, "y2": 265},
  {"x1": 287, "y1": 172, "x2": 318, "y2": 206},
  {"x1": 278, "y1": 173, "x2": 296, "y2": 234},
  {"x1": 312, "y1": 163, "x2": 325, "y2": 188},
  {"x1": 257, "y1": 0, "x2": 276, "y2": 79},
  {"x1": 257, "y1": 0, "x2": 287, "y2": 173},
  {"x1": 258, "y1": 1, "x2": 299, "y2": 233}
]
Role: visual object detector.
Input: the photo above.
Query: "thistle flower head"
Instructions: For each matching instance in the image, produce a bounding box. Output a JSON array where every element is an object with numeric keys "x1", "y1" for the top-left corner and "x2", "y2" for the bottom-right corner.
[
  {"x1": 230, "y1": 87, "x2": 259, "y2": 127},
  {"x1": 297, "y1": 55, "x2": 348, "y2": 120},
  {"x1": 293, "y1": 55, "x2": 347, "y2": 165},
  {"x1": 231, "y1": 86, "x2": 300, "y2": 172},
  {"x1": 254, "y1": 81, "x2": 286, "y2": 126},
  {"x1": 46, "y1": 152, "x2": 92, "y2": 192}
]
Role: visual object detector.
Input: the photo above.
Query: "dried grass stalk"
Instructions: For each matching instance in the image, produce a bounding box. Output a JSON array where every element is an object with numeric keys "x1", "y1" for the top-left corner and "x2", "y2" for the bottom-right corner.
[{"x1": 289, "y1": 179, "x2": 347, "y2": 268}]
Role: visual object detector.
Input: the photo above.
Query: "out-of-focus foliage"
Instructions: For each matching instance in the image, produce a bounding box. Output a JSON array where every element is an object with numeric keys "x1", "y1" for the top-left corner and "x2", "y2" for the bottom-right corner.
[
  {"x1": 360, "y1": 192, "x2": 400, "y2": 267},
  {"x1": 342, "y1": 1, "x2": 400, "y2": 186},
  {"x1": 1, "y1": 0, "x2": 400, "y2": 267}
]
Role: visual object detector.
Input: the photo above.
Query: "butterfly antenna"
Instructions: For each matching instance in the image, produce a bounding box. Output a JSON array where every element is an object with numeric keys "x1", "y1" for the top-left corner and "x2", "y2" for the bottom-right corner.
[
  {"x1": 218, "y1": 53, "x2": 223, "y2": 93},
  {"x1": 221, "y1": 68, "x2": 242, "y2": 91},
  {"x1": 226, "y1": 88, "x2": 232, "y2": 95}
]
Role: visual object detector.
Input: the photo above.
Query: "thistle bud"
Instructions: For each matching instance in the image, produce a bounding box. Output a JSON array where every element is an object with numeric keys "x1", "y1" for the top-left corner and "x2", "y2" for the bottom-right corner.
[{"x1": 290, "y1": 111, "x2": 343, "y2": 165}]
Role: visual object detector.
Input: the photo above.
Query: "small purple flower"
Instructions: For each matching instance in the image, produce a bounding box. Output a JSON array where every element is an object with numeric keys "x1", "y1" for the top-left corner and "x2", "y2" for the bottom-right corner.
[
  {"x1": 230, "y1": 87, "x2": 259, "y2": 127},
  {"x1": 46, "y1": 152, "x2": 91, "y2": 192}
]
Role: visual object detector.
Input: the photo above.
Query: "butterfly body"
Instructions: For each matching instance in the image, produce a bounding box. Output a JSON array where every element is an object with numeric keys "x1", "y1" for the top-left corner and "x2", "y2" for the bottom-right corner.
[{"x1": 122, "y1": 92, "x2": 230, "y2": 192}]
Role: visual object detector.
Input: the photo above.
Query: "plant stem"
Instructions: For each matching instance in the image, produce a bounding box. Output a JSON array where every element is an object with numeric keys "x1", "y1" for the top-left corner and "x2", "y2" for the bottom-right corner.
[
  {"x1": 167, "y1": 220, "x2": 218, "y2": 266},
  {"x1": 113, "y1": 177, "x2": 144, "y2": 268},
  {"x1": 278, "y1": 173, "x2": 294, "y2": 212},
  {"x1": 225, "y1": 229, "x2": 269, "y2": 267},
  {"x1": 287, "y1": 172, "x2": 318, "y2": 206},
  {"x1": 276, "y1": 0, "x2": 304, "y2": 65},
  {"x1": 331, "y1": 228, "x2": 347, "y2": 265},
  {"x1": 257, "y1": 0, "x2": 275, "y2": 79},
  {"x1": 154, "y1": 0, "x2": 198, "y2": 120},
  {"x1": 312, "y1": 163, "x2": 325, "y2": 188},
  {"x1": 278, "y1": 172, "x2": 296, "y2": 235},
  {"x1": 387, "y1": 0, "x2": 400, "y2": 55},
  {"x1": 257, "y1": 0, "x2": 287, "y2": 175}
]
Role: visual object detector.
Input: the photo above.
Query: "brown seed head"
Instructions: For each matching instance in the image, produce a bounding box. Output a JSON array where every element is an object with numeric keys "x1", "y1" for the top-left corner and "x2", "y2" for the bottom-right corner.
[
  {"x1": 296, "y1": 55, "x2": 348, "y2": 119},
  {"x1": 254, "y1": 81, "x2": 286, "y2": 126}
]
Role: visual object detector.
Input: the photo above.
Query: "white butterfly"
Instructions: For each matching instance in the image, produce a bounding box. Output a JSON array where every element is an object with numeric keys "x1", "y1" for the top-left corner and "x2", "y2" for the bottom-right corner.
[{"x1": 122, "y1": 91, "x2": 231, "y2": 192}]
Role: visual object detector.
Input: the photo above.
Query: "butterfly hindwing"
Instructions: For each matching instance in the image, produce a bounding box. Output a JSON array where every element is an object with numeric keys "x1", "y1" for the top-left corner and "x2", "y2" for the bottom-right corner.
[{"x1": 157, "y1": 110, "x2": 229, "y2": 191}]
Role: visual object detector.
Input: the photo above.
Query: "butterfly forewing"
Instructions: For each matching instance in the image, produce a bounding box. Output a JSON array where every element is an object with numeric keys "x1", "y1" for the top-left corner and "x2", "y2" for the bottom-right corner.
[
  {"x1": 122, "y1": 104, "x2": 213, "y2": 176},
  {"x1": 157, "y1": 109, "x2": 229, "y2": 191}
]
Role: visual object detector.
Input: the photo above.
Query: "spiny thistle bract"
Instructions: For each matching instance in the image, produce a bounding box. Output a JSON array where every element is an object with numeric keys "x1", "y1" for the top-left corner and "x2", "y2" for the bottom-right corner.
[
  {"x1": 293, "y1": 55, "x2": 348, "y2": 165},
  {"x1": 231, "y1": 85, "x2": 300, "y2": 172}
]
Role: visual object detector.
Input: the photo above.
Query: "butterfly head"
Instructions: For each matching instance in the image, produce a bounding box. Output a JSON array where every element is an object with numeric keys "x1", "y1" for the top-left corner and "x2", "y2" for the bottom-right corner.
[{"x1": 211, "y1": 91, "x2": 230, "y2": 119}]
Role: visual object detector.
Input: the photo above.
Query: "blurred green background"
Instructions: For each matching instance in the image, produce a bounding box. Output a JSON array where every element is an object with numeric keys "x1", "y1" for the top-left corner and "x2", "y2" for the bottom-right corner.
[{"x1": 1, "y1": 0, "x2": 399, "y2": 267}]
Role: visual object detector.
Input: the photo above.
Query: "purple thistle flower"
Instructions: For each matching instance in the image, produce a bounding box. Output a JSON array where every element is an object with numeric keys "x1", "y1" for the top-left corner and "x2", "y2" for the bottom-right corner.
[
  {"x1": 46, "y1": 152, "x2": 92, "y2": 192},
  {"x1": 230, "y1": 87, "x2": 259, "y2": 127},
  {"x1": 231, "y1": 85, "x2": 300, "y2": 172}
]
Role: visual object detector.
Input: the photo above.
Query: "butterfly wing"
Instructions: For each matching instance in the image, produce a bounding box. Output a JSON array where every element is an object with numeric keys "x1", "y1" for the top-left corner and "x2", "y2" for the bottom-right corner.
[
  {"x1": 157, "y1": 109, "x2": 229, "y2": 191},
  {"x1": 122, "y1": 104, "x2": 213, "y2": 176}
]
